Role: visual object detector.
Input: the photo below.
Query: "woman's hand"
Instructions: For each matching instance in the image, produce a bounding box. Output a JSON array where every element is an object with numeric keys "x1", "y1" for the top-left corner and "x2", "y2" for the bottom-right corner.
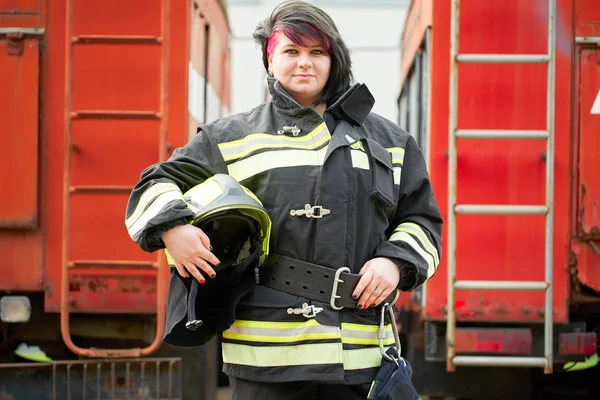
[
  {"x1": 161, "y1": 224, "x2": 221, "y2": 283},
  {"x1": 352, "y1": 257, "x2": 400, "y2": 309}
]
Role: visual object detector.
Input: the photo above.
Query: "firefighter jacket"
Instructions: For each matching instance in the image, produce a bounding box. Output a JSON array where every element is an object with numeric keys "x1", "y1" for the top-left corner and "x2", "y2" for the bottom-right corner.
[{"x1": 124, "y1": 77, "x2": 443, "y2": 385}]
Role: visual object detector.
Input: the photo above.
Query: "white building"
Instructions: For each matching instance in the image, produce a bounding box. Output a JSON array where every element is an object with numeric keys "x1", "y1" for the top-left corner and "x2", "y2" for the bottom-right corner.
[{"x1": 227, "y1": 0, "x2": 410, "y2": 123}]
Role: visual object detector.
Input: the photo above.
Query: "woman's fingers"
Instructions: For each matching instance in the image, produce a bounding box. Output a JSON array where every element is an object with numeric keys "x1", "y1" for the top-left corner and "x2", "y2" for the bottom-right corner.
[
  {"x1": 195, "y1": 244, "x2": 221, "y2": 269},
  {"x1": 184, "y1": 261, "x2": 206, "y2": 284},
  {"x1": 174, "y1": 262, "x2": 189, "y2": 279},
  {"x1": 194, "y1": 256, "x2": 217, "y2": 279},
  {"x1": 352, "y1": 269, "x2": 373, "y2": 306},
  {"x1": 360, "y1": 281, "x2": 391, "y2": 309}
]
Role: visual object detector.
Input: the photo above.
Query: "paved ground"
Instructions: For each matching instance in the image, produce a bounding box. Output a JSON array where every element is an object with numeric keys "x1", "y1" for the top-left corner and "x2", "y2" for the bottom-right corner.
[
  {"x1": 217, "y1": 387, "x2": 442, "y2": 400},
  {"x1": 217, "y1": 387, "x2": 231, "y2": 400}
]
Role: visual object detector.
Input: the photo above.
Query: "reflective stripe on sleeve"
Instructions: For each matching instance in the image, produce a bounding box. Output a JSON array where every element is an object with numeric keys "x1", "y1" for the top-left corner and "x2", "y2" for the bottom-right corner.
[
  {"x1": 394, "y1": 222, "x2": 440, "y2": 266},
  {"x1": 389, "y1": 228, "x2": 438, "y2": 278},
  {"x1": 126, "y1": 190, "x2": 183, "y2": 239},
  {"x1": 125, "y1": 182, "x2": 181, "y2": 228},
  {"x1": 222, "y1": 342, "x2": 343, "y2": 367}
]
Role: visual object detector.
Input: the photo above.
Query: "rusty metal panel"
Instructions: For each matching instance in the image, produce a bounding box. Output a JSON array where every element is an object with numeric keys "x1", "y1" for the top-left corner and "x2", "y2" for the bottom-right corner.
[
  {"x1": 0, "y1": 358, "x2": 182, "y2": 400},
  {"x1": 571, "y1": 48, "x2": 600, "y2": 295},
  {"x1": 424, "y1": 0, "x2": 572, "y2": 323},
  {"x1": 0, "y1": 36, "x2": 39, "y2": 228}
]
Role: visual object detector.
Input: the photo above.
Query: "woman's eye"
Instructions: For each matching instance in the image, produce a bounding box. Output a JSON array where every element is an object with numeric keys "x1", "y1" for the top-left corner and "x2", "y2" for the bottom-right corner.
[
  {"x1": 312, "y1": 50, "x2": 324, "y2": 55},
  {"x1": 285, "y1": 49, "x2": 297, "y2": 54}
]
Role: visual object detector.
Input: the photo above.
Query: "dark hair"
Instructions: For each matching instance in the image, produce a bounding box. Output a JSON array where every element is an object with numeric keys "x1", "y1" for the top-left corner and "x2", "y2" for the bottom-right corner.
[{"x1": 253, "y1": 0, "x2": 353, "y2": 105}]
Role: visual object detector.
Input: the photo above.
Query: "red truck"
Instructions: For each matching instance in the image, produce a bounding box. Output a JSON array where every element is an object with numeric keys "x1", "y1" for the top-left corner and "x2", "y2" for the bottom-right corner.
[
  {"x1": 0, "y1": 0, "x2": 231, "y2": 398},
  {"x1": 395, "y1": 0, "x2": 600, "y2": 398}
]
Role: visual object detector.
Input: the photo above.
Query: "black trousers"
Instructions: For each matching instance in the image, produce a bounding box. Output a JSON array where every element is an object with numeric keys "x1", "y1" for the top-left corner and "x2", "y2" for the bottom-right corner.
[{"x1": 230, "y1": 377, "x2": 372, "y2": 400}]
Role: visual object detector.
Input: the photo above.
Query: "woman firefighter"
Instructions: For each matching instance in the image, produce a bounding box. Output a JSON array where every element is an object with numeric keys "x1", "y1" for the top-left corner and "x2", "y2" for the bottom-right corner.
[{"x1": 125, "y1": 1, "x2": 442, "y2": 399}]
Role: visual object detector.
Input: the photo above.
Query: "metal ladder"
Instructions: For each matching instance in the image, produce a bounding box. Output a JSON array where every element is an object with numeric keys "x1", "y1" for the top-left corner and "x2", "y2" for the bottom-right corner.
[
  {"x1": 60, "y1": 0, "x2": 170, "y2": 358},
  {"x1": 446, "y1": 0, "x2": 556, "y2": 374}
]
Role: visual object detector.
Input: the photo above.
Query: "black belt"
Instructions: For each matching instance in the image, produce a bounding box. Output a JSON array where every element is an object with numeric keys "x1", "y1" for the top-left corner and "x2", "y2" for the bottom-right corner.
[{"x1": 259, "y1": 254, "x2": 396, "y2": 309}]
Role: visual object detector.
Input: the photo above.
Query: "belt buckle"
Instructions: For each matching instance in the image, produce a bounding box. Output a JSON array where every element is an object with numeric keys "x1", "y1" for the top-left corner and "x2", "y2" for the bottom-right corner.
[{"x1": 330, "y1": 267, "x2": 351, "y2": 310}]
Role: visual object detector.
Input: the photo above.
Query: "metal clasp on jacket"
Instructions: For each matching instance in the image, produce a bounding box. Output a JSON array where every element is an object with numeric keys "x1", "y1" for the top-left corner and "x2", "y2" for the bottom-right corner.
[
  {"x1": 277, "y1": 125, "x2": 302, "y2": 136},
  {"x1": 287, "y1": 303, "x2": 323, "y2": 319},
  {"x1": 290, "y1": 204, "x2": 331, "y2": 218}
]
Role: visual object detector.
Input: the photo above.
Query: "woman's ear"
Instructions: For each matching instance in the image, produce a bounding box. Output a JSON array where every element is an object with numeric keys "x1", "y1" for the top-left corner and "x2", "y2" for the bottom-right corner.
[{"x1": 267, "y1": 54, "x2": 274, "y2": 76}]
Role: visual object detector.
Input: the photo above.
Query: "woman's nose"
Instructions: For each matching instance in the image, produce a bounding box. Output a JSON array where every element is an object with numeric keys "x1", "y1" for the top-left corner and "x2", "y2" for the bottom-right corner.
[{"x1": 297, "y1": 54, "x2": 312, "y2": 68}]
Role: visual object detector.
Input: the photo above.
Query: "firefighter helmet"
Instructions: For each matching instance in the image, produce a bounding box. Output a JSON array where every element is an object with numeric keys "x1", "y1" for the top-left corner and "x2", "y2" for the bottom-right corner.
[{"x1": 163, "y1": 174, "x2": 272, "y2": 347}]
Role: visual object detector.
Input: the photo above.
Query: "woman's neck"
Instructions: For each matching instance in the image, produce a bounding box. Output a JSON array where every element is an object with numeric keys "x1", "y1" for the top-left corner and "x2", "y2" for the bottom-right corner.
[{"x1": 311, "y1": 103, "x2": 327, "y2": 117}]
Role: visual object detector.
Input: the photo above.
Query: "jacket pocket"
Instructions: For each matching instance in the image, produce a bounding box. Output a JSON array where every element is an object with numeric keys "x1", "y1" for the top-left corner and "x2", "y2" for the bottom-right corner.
[{"x1": 366, "y1": 139, "x2": 396, "y2": 209}]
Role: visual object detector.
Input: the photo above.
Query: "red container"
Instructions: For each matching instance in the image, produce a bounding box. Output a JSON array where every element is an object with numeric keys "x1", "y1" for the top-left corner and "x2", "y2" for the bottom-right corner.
[
  {"x1": 398, "y1": 0, "x2": 600, "y2": 325},
  {"x1": 0, "y1": 0, "x2": 230, "y2": 358}
]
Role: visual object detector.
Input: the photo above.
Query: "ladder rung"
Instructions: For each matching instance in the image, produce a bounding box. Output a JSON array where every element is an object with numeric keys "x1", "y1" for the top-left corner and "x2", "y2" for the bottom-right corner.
[
  {"x1": 68, "y1": 260, "x2": 157, "y2": 270},
  {"x1": 71, "y1": 110, "x2": 161, "y2": 120},
  {"x1": 455, "y1": 129, "x2": 549, "y2": 140},
  {"x1": 455, "y1": 205, "x2": 548, "y2": 215},
  {"x1": 456, "y1": 54, "x2": 550, "y2": 64},
  {"x1": 454, "y1": 280, "x2": 549, "y2": 291},
  {"x1": 72, "y1": 35, "x2": 162, "y2": 45},
  {"x1": 575, "y1": 36, "x2": 600, "y2": 44},
  {"x1": 70, "y1": 185, "x2": 134, "y2": 194},
  {"x1": 453, "y1": 356, "x2": 548, "y2": 368}
]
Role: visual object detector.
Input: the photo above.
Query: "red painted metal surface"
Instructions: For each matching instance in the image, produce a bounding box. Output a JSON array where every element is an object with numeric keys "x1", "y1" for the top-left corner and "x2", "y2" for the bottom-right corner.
[
  {"x1": 402, "y1": 0, "x2": 576, "y2": 323},
  {"x1": 0, "y1": 0, "x2": 230, "y2": 323},
  {"x1": 570, "y1": 46, "x2": 600, "y2": 296},
  {"x1": 0, "y1": 37, "x2": 39, "y2": 227},
  {"x1": 0, "y1": 19, "x2": 44, "y2": 290}
]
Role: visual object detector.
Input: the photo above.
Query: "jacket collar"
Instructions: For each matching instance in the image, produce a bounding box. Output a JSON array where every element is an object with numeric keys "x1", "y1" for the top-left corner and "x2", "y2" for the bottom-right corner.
[{"x1": 267, "y1": 76, "x2": 375, "y2": 127}]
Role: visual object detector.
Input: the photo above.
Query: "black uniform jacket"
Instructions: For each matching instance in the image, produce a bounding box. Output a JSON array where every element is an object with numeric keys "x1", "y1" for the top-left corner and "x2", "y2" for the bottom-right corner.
[{"x1": 125, "y1": 77, "x2": 443, "y2": 385}]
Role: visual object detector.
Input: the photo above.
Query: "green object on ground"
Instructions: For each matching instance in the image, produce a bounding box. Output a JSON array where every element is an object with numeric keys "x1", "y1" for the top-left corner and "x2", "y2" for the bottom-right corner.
[
  {"x1": 563, "y1": 353, "x2": 599, "y2": 372},
  {"x1": 14, "y1": 342, "x2": 53, "y2": 363}
]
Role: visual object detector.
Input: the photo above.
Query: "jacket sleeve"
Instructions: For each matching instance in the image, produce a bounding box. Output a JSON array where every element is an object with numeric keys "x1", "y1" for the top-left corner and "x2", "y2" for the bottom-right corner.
[
  {"x1": 374, "y1": 135, "x2": 443, "y2": 291},
  {"x1": 124, "y1": 126, "x2": 228, "y2": 252}
]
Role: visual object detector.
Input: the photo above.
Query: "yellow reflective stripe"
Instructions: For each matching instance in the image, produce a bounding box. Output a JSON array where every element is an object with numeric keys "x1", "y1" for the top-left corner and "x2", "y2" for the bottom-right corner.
[
  {"x1": 395, "y1": 222, "x2": 440, "y2": 266},
  {"x1": 341, "y1": 323, "x2": 394, "y2": 345},
  {"x1": 341, "y1": 322, "x2": 390, "y2": 332},
  {"x1": 222, "y1": 342, "x2": 343, "y2": 367},
  {"x1": 218, "y1": 123, "x2": 330, "y2": 162},
  {"x1": 343, "y1": 347, "x2": 387, "y2": 370},
  {"x1": 223, "y1": 332, "x2": 339, "y2": 343},
  {"x1": 125, "y1": 182, "x2": 181, "y2": 228},
  {"x1": 351, "y1": 149, "x2": 369, "y2": 170},
  {"x1": 389, "y1": 231, "x2": 436, "y2": 278},
  {"x1": 231, "y1": 319, "x2": 322, "y2": 329},
  {"x1": 228, "y1": 147, "x2": 327, "y2": 182},
  {"x1": 386, "y1": 147, "x2": 405, "y2": 165},
  {"x1": 343, "y1": 336, "x2": 396, "y2": 346},
  {"x1": 223, "y1": 320, "x2": 340, "y2": 343},
  {"x1": 127, "y1": 191, "x2": 183, "y2": 239}
]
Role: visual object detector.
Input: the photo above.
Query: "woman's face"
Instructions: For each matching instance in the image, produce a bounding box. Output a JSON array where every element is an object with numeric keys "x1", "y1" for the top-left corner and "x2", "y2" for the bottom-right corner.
[{"x1": 268, "y1": 31, "x2": 331, "y2": 107}]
